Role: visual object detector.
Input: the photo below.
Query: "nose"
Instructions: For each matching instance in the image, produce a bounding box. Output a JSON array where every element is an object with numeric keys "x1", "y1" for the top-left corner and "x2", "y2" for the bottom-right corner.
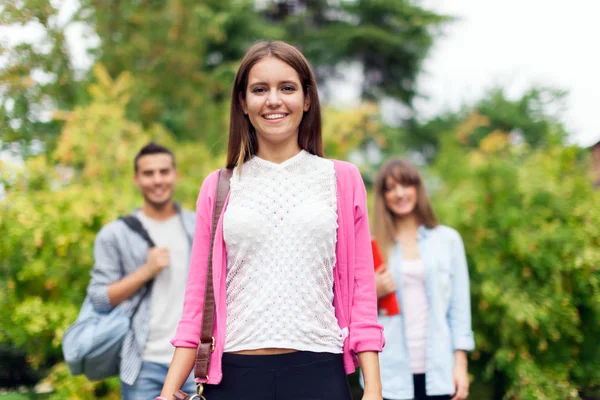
[
  {"x1": 394, "y1": 185, "x2": 406, "y2": 197},
  {"x1": 266, "y1": 89, "x2": 281, "y2": 107},
  {"x1": 152, "y1": 172, "x2": 163, "y2": 185}
]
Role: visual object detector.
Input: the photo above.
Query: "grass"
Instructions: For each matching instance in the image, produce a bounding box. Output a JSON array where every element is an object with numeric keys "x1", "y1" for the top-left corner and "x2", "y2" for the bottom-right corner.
[
  {"x1": 0, "y1": 394, "x2": 32, "y2": 400},
  {"x1": 0, "y1": 392, "x2": 50, "y2": 400}
]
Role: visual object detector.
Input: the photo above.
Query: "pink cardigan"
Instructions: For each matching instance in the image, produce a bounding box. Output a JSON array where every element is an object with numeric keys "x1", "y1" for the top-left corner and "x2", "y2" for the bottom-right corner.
[{"x1": 172, "y1": 160, "x2": 385, "y2": 384}]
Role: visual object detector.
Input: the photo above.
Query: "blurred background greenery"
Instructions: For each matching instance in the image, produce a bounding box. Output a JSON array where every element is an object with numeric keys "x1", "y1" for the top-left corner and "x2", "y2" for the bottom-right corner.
[{"x1": 1, "y1": 1, "x2": 599, "y2": 399}]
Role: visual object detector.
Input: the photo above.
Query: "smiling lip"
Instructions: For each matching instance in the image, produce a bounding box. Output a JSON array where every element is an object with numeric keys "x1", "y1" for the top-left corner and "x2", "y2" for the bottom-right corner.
[{"x1": 262, "y1": 113, "x2": 287, "y2": 121}]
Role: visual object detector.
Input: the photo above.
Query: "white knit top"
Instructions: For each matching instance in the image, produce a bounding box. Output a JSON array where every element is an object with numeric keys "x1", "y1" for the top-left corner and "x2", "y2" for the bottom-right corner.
[{"x1": 222, "y1": 150, "x2": 343, "y2": 353}]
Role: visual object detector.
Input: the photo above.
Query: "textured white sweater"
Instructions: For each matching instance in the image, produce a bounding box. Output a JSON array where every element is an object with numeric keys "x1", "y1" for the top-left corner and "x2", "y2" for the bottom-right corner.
[{"x1": 222, "y1": 150, "x2": 343, "y2": 353}]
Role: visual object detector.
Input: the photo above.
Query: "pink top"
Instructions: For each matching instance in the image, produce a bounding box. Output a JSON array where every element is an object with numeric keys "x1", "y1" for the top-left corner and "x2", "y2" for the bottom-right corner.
[
  {"x1": 400, "y1": 259, "x2": 428, "y2": 374},
  {"x1": 171, "y1": 160, "x2": 385, "y2": 384}
]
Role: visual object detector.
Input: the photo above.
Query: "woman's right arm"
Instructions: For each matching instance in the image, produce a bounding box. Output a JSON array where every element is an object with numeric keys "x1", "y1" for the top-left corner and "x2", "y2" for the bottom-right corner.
[
  {"x1": 159, "y1": 347, "x2": 196, "y2": 398},
  {"x1": 159, "y1": 171, "x2": 221, "y2": 397}
]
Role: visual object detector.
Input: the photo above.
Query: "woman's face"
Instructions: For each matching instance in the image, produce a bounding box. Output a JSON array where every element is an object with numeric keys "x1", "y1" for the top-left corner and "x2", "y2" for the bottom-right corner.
[
  {"x1": 383, "y1": 176, "x2": 418, "y2": 218},
  {"x1": 241, "y1": 56, "x2": 310, "y2": 147}
]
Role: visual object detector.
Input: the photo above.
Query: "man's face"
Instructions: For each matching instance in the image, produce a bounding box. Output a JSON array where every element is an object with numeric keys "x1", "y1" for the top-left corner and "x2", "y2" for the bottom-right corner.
[{"x1": 134, "y1": 153, "x2": 177, "y2": 209}]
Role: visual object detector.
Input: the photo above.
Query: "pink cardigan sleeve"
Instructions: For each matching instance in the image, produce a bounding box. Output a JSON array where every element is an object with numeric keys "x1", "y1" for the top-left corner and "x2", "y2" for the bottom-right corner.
[
  {"x1": 171, "y1": 170, "x2": 220, "y2": 348},
  {"x1": 347, "y1": 165, "x2": 385, "y2": 354}
]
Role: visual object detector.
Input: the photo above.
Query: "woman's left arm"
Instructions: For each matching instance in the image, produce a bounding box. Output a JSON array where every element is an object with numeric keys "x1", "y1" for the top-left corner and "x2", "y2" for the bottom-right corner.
[
  {"x1": 358, "y1": 351, "x2": 382, "y2": 400},
  {"x1": 452, "y1": 350, "x2": 469, "y2": 400},
  {"x1": 358, "y1": 352, "x2": 383, "y2": 400},
  {"x1": 347, "y1": 166, "x2": 385, "y2": 348},
  {"x1": 448, "y1": 230, "x2": 475, "y2": 400},
  {"x1": 448, "y1": 230, "x2": 475, "y2": 352},
  {"x1": 347, "y1": 165, "x2": 384, "y2": 399}
]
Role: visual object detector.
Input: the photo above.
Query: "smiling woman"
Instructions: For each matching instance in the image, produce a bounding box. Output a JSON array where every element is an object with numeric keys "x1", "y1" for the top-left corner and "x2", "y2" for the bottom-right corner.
[
  {"x1": 240, "y1": 57, "x2": 311, "y2": 160},
  {"x1": 226, "y1": 41, "x2": 323, "y2": 170},
  {"x1": 370, "y1": 159, "x2": 474, "y2": 400},
  {"x1": 157, "y1": 41, "x2": 385, "y2": 400}
]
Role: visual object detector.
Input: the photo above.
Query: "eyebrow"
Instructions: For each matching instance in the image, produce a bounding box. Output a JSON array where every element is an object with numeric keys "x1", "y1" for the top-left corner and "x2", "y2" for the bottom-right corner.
[
  {"x1": 141, "y1": 167, "x2": 171, "y2": 173},
  {"x1": 248, "y1": 80, "x2": 300, "y2": 88}
]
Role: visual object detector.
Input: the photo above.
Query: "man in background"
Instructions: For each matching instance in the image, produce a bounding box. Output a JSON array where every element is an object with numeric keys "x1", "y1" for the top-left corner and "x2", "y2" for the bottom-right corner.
[{"x1": 87, "y1": 142, "x2": 196, "y2": 399}]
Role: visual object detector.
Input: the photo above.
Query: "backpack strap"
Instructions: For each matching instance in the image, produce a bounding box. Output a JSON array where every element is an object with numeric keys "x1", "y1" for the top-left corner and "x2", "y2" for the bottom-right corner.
[
  {"x1": 119, "y1": 215, "x2": 156, "y2": 248},
  {"x1": 118, "y1": 214, "x2": 156, "y2": 316}
]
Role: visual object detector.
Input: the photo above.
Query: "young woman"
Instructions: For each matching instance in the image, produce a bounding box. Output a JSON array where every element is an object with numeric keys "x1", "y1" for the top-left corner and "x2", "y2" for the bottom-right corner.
[
  {"x1": 371, "y1": 159, "x2": 474, "y2": 400},
  {"x1": 158, "y1": 41, "x2": 384, "y2": 400}
]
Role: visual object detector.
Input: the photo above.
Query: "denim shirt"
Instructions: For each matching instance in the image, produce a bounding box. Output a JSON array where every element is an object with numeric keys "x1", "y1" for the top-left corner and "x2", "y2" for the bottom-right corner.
[{"x1": 375, "y1": 225, "x2": 475, "y2": 400}]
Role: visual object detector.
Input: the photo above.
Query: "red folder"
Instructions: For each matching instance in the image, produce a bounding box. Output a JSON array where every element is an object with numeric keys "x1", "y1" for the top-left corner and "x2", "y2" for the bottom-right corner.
[{"x1": 372, "y1": 239, "x2": 400, "y2": 316}]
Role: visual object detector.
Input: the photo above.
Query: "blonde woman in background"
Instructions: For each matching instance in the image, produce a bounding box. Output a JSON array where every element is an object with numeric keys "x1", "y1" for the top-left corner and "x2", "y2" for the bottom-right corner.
[{"x1": 370, "y1": 158, "x2": 474, "y2": 400}]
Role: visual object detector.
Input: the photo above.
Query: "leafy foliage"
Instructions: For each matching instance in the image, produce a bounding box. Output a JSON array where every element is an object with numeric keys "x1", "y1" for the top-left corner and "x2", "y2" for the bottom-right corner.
[
  {"x1": 0, "y1": 0, "x2": 87, "y2": 155},
  {"x1": 406, "y1": 87, "x2": 569, "y2": 162},
  {"x1": 431, "y1": 127, "x2": 600, "y2": 399},
  {"x1": 263, "y1": 0, "x2": 450, "y2": 102},
  {"x1": 77, "y1": 0, "x2": 281, "y2": 144}
]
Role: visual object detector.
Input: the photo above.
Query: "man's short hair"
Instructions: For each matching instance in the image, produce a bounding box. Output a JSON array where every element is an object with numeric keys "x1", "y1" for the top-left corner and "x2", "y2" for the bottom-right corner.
[{"x1": 134, "y1": 142, "x2": 176, "y2": 172}]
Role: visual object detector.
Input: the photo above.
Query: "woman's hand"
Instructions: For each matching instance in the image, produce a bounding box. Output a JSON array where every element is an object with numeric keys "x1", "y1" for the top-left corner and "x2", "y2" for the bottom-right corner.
[
  {"x1": 159, "y1": 347, "x2": 196, "y2": 400},
  {"x1": 451, "y1": 351, "x2": 469, "y2": 400},
  {"x1": 375, "y1": 265, "x2": 396, "y2": 299},
  {"x1": 362, "y1": 389, "x2": 383, "y2": 400},
  {"x1": 362, "y1": 383, "x2": 383, "y2": 400}
]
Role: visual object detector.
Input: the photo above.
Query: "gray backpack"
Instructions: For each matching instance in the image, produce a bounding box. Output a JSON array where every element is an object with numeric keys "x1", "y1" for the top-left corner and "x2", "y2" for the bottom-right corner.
[{"x1": 62, "y1": 216, "x2": 154, "y2": 380}]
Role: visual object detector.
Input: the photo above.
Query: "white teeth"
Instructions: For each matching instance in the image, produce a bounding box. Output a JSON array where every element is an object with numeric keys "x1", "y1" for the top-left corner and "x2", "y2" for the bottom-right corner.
[{"x1": 264, "y1": 113, "x2": 286, "y2": 120}]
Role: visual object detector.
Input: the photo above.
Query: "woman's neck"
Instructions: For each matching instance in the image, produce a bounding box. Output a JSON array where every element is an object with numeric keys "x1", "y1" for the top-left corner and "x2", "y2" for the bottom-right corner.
[
  {"x1": 256, "y1": 137, "x2": 302, "y2": 164},
  {"x1": 394, "y1": 213, "x2": 420, "y2": 241}
]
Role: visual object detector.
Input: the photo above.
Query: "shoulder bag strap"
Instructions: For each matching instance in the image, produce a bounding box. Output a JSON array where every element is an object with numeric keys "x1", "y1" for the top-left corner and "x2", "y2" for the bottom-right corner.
[{"x1": 194, "y1": 168, "x2": 232, "y2": 381}]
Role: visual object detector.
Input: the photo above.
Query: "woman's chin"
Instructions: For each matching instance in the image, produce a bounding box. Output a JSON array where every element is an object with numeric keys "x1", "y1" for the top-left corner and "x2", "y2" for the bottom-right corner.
[{"x1": 392, "y1": 208, "x2": 416, "y2": 218}]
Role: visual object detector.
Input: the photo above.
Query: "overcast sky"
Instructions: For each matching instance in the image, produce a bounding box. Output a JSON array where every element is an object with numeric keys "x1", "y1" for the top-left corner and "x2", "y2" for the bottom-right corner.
[
  {"x1": 2, "y1": 0, "x2": 599, "y2": 147},
  {"x1": 415, "y1": 0, "x2": 600, "y2": 147}
]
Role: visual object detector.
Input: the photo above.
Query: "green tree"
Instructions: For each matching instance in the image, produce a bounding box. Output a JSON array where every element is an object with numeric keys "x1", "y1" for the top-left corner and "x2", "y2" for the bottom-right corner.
[
  {"x1": 263, "y1": 0, "x2": 450, "y2": 103},
  {"x1": 77, "y1": 0, "x2": 282, "y2": 144},
  {"x1": 1, "y1": 0, "x2": 281, "y2": 153},
  {"x1": 0, "y1": 0, "x2": 87, "y2": 155},
  {"x1": 405, "y1": 87, "x2": 569, "y2": 162}
]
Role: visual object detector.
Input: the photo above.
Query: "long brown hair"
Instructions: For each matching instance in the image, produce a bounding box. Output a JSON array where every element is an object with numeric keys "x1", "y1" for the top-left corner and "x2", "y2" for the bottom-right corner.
[
  {"x1": 226, "y1": 41, "x2": 323, "y2": 169},
  {"x1": 373, "y1": 159, "x2": 439, "y2": 254}
]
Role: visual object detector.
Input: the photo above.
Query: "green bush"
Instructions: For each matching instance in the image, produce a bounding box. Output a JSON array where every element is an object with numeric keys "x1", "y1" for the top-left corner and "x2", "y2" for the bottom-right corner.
[
  {"x1": 431, "y1": 133, "x2": 600, "y2": 399},
  {"x1": 0, "y1": 68, "x2": 222, "y2": 397}
]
